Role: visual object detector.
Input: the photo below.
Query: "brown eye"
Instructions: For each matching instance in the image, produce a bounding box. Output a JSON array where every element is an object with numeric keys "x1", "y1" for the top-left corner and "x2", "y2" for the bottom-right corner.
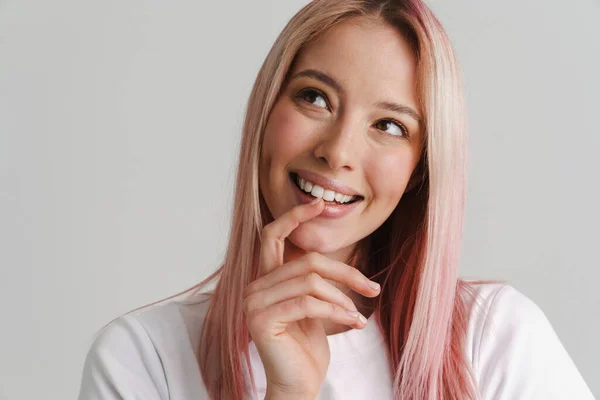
[
  {"x1": 374, "y1": 119, "x2": 408, "y2": 138},
  {"x1": 297, "y1": 89, "x2": 328, "y2": 109}
]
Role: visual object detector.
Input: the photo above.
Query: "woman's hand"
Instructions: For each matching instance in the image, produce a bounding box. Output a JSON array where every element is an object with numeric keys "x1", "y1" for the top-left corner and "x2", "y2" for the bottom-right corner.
[{"x1": 243, "y1": 198, "x2": 381, "y2": 399}]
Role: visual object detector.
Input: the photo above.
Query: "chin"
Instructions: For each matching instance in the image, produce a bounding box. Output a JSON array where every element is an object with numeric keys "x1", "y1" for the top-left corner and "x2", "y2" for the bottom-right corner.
[{"x1": 288, "y1": 223, "x2": 349, "y2": 255}]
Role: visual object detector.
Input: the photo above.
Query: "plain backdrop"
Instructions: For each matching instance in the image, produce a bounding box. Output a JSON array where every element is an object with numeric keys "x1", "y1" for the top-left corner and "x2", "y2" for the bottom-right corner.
[{"x1": 1, "y1": 1, "x2": 599, "y2": 399}]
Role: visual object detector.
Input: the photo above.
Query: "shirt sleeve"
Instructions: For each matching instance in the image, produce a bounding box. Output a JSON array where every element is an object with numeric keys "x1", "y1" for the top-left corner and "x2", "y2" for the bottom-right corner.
[
  {"x1": 476, "y1": 285, "x2": 595, "y2": 399},
  {"x1": 77, "y1": 314, "x2": 169, "y2": 400}
]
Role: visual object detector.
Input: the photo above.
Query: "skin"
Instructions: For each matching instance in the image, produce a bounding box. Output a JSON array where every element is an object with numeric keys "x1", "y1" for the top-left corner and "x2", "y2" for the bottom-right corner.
[
  {"x1": 259, "y1": 17, "x2": 424, "y2": 336},
  {"x1": 245, "y1": 199, "x2": 379, "y2": 399}
]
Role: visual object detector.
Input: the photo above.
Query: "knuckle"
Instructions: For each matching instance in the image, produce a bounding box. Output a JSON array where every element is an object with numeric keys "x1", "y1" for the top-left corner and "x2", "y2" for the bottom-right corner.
[
  {"x1": 329, "y1": 302, "x2": 338, "y2": 317},
  {"x1": 290, "y1": 206, "x2": 302, "y2": 220},
  {"x1": 242, "y1": 283, "x2": 254, "y2": 299},
  {"x1": 279, "y1": 299, "x2": 295, "y2": 314},
  {"x1": 295, "y1": 295, "x2": 310, "y2": 311},
  {"x1": 349, "y1": 268, "x2": 365, "y2": 286},
  {"x1": 304, "y1": 272, "x2": 321, "y2": 288},
  {"x1": 305, "y1": 251, "x2": 321, "y2": 265},
  {"x1": 246, "y1": 309, "x2": 264, "y2": 331},
  {"x1": 261, "y1": 224, "x2": 274, "y2": 238},
  {"x1": 242, "y1": 294, "x2": 254, "y2": 314}
]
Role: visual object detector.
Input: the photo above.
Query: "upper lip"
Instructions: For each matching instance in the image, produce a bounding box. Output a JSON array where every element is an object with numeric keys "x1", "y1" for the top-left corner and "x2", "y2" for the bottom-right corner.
[{"x1": 292, "y1": 169, "x2": 363, "y2": 198}]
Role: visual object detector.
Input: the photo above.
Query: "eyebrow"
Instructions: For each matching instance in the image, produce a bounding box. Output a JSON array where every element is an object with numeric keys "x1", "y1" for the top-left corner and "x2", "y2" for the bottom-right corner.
[{"x1": 290, "y1": 69, "x2": 422, "y2": 123}]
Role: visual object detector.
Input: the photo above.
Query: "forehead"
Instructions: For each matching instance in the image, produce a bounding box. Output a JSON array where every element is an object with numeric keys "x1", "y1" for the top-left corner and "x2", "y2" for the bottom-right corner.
[{"x1": 290, "y1": 17, "x2": 418, "y2": 104}]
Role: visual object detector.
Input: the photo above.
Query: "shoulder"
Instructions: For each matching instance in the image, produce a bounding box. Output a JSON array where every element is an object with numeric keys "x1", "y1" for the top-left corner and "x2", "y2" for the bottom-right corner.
[
  {"x1": 131, "y1": 292, "x2": 213, "y2": 354},
  {"x1": 464, "y1": 282, "x2": 540, "y2": 342},
  {"x1": 462, "y1": 282, "x2": 594, "y2": 399},
  {"x1": 96, "y1": 292, "x2": 213, "y2": 357},
  {"x1": 463, "y1": 283, "x2": 548, "y2": 367},
  {"x1": 77, "y1": 293, "x2": 213, "y2": 400},
  {"x1": 464, "y1": 282, "x2": 568, "y2": 362}
]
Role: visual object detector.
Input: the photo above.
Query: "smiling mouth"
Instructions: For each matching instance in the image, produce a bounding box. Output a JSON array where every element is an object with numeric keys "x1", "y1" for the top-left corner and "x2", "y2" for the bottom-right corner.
[{"x1": 289, "y1": 172, "x2": 363, "y2": 205}]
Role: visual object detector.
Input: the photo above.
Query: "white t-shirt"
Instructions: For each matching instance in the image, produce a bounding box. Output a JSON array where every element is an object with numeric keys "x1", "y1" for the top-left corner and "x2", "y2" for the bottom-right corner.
[{"x1": 77, "y1": 283, "x2": 595, "y2": 399}]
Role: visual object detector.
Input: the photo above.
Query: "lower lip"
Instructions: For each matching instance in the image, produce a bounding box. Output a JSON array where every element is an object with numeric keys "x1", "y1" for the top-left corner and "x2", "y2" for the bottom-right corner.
[{"x1": 290, "y1": 175, "x2": 362, "y2": 219}]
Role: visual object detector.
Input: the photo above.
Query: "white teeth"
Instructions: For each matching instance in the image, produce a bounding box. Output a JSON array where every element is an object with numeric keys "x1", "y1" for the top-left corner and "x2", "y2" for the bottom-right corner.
[
  {"x1": 322, "y1": 189, "x2": 335, "y2": 201},
  {"x1": 295, "y1": 175, "x2": 357, "y2": 204},
  {"x1": 311, "y1": 185, "x2": 324, "y2": 198}
]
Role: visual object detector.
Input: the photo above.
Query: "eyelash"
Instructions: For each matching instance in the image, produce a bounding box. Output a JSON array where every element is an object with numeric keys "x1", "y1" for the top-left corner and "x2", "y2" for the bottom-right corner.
[{"x1": 294, "y1": 88, "x2": 410, "y2": 139}]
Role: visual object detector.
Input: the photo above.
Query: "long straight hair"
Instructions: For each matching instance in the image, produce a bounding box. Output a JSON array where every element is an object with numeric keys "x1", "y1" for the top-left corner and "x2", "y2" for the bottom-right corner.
[{"x1": 154, "y1": 1, "x2": 480, "y2": 398}]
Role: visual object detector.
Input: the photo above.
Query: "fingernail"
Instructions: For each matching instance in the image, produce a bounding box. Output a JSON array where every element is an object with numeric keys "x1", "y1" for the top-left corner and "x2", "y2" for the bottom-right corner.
[
  {"x1": 309, "y1": 198, "x2": 320, "y2": 205},
  {"x1": 358, "y1": 313, "x2": 367, "y2": 325},
  {"x1": 369, "y1": 281, "x2": 380, "y2": 291},
  {"x1": 347, "y1": 310, "x2": 360, "y2": 318}
]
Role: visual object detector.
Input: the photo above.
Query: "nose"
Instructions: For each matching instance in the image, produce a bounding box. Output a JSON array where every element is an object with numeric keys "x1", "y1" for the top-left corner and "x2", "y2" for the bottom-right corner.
[{"x1": 313, "y1": 118, "x2": 359, "y2": 171}]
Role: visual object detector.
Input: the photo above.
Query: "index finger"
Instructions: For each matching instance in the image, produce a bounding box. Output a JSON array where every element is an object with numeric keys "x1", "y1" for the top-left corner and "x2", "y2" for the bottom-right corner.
[{"x1": 258, "y1": 197, "x2": 324, "y2": 276}]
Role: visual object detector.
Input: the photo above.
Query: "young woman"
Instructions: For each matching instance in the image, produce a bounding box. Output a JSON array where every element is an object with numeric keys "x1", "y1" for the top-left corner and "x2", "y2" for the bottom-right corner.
[{"x1": 77, "y1": 1, "x2": 594, "y2": 399}]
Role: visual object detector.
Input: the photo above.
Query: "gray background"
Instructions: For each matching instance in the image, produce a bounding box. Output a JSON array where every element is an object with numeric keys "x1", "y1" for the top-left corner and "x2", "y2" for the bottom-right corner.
[{"x1": 1, "y1": 1, "x2": 598, "y2": 399}]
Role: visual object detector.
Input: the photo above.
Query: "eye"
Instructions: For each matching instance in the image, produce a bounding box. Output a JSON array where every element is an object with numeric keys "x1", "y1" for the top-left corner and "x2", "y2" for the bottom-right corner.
[
  {"x1": 296, "y1": 88, "x2": 329, "y2": 109},
  {"x1": 374, "y1": 119, "x2": 409, "y2": 138}
]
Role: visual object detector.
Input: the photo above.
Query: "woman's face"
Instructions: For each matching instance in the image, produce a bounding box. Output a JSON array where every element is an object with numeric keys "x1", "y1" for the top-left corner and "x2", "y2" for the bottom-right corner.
[{"x1": 259, "y1": 18, "x2": 424, "y2": 261}]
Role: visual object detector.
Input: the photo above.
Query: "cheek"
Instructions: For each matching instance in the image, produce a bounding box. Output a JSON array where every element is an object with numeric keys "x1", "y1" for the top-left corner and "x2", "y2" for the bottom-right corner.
[
  {"x1": 367, "y1": 152, "x2": 418, "y2": 202},
  {"x1": 262, "y1": 102, "x2": 314, "y2": 163}
]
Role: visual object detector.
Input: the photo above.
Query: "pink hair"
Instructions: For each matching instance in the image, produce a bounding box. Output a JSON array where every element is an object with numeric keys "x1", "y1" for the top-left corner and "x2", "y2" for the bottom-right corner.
[{"x1": 126, "y1": 1, "x2": 485, "y2": 398}]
